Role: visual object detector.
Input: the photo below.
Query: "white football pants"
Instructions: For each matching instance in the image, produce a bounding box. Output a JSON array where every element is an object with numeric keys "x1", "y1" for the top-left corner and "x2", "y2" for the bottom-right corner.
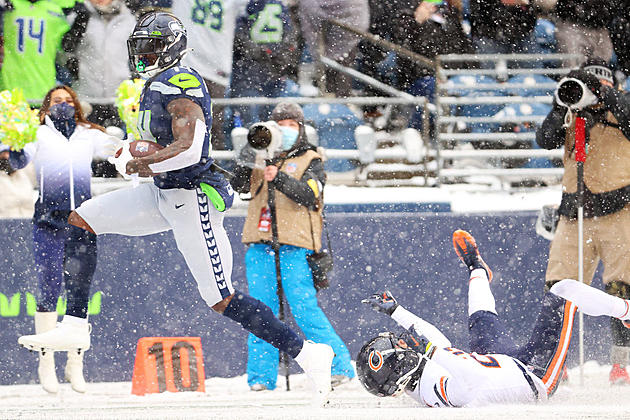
[{"x1": 76, "y1": 183, "x2": 234, "y2": 306}]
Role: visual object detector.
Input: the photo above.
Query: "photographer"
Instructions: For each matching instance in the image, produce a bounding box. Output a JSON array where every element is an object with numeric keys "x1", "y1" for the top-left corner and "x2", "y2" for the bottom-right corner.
[
  {"x1": 231, "y1": 102, "x2": 354, "y2": 391},
  {"x1": 536, "y1": 60, "x2": 630, "y2": 385}
]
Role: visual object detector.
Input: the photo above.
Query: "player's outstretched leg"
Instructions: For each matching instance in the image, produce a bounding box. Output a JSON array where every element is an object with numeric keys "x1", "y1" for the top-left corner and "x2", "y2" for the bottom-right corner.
[
  {"x1": 222, "y1": 291, "x2": 334, "y2": 405},
  {"x1": 453, "y1": 229, "x2": 493, "y2": 282}
]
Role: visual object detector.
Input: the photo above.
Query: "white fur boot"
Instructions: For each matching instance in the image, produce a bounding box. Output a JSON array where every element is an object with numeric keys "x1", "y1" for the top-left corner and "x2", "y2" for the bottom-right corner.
[
  {"x1": 65, "y1": 349, "x2": 86, "y2": 393},
  {"x1": 34, "y1": 311, "x2": 59, "y2": 394}
]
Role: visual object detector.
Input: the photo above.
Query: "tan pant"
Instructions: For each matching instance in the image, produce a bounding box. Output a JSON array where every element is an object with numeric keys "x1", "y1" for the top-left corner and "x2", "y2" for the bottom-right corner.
[{"x1": 546, "y1": 204, "x2": 630, "y2": 285}]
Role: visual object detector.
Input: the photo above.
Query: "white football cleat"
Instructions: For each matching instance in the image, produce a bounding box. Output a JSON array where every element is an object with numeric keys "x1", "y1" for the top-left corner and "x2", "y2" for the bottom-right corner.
[
  {"x1": 65, "y1": 350, "x2": 87, "y2": 393},
  {"x1": 34, "y1": 312, "x2": 59, "y2": 394},
  {"x1": 294, "y1": 340, "x2": 334, "y2": 406},
  {"x1": 19, "y1": 317, "x2": 91, "y2": 353}
]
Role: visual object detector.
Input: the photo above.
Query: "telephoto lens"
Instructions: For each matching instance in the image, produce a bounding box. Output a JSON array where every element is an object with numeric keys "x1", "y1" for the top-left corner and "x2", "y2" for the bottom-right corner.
[
  {"x1": 557, "y1": 79, "x2": 585, "y2": 107},
  {"x1": 247, "y1": 124, "x2": 272, "y2": 150}
]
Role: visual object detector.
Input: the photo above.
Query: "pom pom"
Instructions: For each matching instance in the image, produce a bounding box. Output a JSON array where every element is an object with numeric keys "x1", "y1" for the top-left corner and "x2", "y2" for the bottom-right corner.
[
  {"x1": 0, "y1": 88, "x2": 39, "y2": 151},
  {"x1": 115, "y1": 79, "x2": 146, "y2": 140}
]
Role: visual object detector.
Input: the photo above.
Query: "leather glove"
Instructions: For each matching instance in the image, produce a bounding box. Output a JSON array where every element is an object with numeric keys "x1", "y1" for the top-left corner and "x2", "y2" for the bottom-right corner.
[
  {"x1": 361, "y1": 291, "x2": 399, "y2": 316},
  {"x1": 566, "y1": 69, "x2": 602, "y2": 99},
  {"x1": 397, "y1": 326, "x2": 430, "y2": 355}
]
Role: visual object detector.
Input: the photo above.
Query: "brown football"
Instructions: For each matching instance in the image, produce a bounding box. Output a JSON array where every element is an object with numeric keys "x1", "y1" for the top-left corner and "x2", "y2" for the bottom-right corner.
[{"x1": 115, "y1": 140, "x2": 165, "y2": 158}]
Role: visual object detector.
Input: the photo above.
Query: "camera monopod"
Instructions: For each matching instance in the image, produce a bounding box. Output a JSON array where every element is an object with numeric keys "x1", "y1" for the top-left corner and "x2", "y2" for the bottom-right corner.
[
  {"x1": 267, "y1": 167, "x2": 292, "y2": 391},
  {"x1": 575, "y1": 116, "x2": 587, "y2": 386}
]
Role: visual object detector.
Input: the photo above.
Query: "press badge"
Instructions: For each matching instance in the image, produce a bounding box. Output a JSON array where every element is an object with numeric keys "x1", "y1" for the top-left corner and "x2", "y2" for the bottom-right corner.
[{"x1": 258, "y1": 207, "x2": 271, "y2": 232}]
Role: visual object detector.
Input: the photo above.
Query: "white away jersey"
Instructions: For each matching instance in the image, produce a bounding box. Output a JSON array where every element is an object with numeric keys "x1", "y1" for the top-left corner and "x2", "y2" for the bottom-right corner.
[{"x1": 408, "y1": 347, "x2": 548, "y2": 407}]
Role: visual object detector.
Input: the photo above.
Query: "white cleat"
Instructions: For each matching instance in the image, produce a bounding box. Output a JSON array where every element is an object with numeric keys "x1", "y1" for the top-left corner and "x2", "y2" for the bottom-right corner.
[
  {"x1": 19, "y1": 319, "x2": 91, "y2": 353},
  {"x1": 65, "y1": 350, "x2": 87, "y2": 393},
  {"x1": 294, "y1": 340, "x2": 334, "y2": 407}
]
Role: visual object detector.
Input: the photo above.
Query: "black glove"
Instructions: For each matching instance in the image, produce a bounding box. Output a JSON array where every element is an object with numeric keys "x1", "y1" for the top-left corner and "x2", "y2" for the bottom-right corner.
[
  {"x1": 397, "y1": 326, "x2": 430, "y2": 355},
  {"x1": 566, "y1": 69, "x2": 603, "y2": 99},
  {"x1": 361, "y1": 291, "x2": 399, "y2": 316},
  {"x1": 236, "y1": 144, "x2": 257, "y2": 168}
]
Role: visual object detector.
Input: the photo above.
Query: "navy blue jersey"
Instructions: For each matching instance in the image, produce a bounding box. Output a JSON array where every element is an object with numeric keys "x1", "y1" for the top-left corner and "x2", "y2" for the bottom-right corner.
[{"x1": 138, "y1": 65, "x2": 225, "y2": 190}]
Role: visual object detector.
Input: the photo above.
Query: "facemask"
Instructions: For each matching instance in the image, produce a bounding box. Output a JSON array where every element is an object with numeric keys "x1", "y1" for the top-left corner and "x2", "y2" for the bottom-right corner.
[
  {"x1": 49, "y1": 102, "x2": 77, "y2": 138},
  {"x1": 280, "y1": 126, "x2": 299, "y2": 150}
]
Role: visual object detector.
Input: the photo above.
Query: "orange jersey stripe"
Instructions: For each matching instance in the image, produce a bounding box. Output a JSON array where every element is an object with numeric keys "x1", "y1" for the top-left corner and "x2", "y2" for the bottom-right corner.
[
  {"x1": 439, "y1": 376, "x2": 449, "y2": 403},
  {"x1": 542, "y1": 301, "x2": 577, "y2": 393}
]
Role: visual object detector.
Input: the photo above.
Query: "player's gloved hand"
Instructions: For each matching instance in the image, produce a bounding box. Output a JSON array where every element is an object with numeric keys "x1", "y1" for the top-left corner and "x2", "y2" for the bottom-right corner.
[
  {"x1": 361, "y1": 291, "x2": 399, "y2": 316},
  {"x1": 566, "y1": 69, "x2": 602, "y2": 100},
  {"x1": 108, "y1": 139, "x2": 134, "y2": 180},
  {"x1": 397, "y1": 326, "x2": 430, "y2": 355}
]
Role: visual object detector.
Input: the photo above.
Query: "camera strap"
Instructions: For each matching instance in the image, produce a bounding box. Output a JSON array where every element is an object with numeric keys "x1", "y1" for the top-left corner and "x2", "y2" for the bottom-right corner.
[{"x1": 308, "y1": 192, "x2": 332, "y2": 257}]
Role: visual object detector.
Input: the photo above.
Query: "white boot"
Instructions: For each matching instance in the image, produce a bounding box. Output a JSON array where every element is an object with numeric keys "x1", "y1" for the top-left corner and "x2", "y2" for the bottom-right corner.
[
  {"x1": 19, "y1": 315, "x2": 91, "y2": 352},
  {"x1": 294, "y1": 340, "x2": 334, "y2": 406},
  {"x1": 34, "y1": 311, "x2": 59, "y2": 394},
  {"x1": 65, "y1": 350, "x2": 87, "y2": 393}
]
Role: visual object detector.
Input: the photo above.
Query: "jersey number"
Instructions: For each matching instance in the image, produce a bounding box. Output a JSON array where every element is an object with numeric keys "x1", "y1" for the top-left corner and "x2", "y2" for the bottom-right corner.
[
  {"x1": 14, "y1": 18, "x2": 45, "y2": 54},
  {"x1": 191, "y1": 0, "x2": 223, "y2": 31},
  {"x1": 148, "y1": 341, "x2": 201, "y2": 392},
  {"x1": 446, "y1": 347, "x2": 501, "y2": 368},
  {"x1": 250, "y1": 4, "x2": 284, "y2": 44}
]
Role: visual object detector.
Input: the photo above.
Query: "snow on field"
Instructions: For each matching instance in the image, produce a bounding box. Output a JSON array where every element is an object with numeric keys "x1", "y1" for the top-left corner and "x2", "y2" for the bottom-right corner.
[{"x1": 1, "y1": 362, "x2": 629, "y2": 420}]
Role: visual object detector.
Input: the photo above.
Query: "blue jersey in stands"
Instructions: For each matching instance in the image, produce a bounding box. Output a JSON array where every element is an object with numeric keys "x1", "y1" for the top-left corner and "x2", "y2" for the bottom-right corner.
[{"x1": 138, "y1": 65, "x2": 225, "y2": 190}]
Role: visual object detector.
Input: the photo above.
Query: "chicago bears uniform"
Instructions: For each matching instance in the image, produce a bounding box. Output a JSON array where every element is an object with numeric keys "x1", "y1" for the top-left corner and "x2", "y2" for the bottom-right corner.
[{"x1": 358, "y1": 230, "x2": 630, "y2": 407}]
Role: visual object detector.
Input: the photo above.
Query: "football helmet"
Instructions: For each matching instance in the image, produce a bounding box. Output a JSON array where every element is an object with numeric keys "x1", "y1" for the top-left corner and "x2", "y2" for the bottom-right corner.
[
  {"x1": 356, "y1": 332, "x2": 423, "y2": 397},
  {"x1": 127, "y1": 12, "x2": 188, "y2": 78}
]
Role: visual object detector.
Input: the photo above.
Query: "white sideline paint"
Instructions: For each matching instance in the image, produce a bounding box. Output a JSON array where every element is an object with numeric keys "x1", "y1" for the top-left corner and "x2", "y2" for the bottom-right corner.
[{"x1": 0, "y1": 362, "x2": 627, "y2": 419}]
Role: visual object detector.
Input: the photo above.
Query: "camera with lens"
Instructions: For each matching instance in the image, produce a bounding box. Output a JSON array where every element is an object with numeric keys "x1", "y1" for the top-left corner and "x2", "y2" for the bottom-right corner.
[
  {"x1": 555, "y1": 77, "x2": 598, "y2": 110},
  {"x1": 247, "y1": 120, "x2": 282, "y2": 160}
]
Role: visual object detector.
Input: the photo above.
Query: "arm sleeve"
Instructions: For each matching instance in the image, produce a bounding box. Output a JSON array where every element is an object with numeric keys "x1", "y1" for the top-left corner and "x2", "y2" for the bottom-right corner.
[
  {"x1": 536, "y1": 104, "x2": 567, "y2": 149},
  {"x1": 601, "y1": 87, "x2": 630, "y2": 140},
  {"x1": 8, "y1": 142, "x2": 36, "y2": 169},
  {"x1": 272, "y1": 158, "x2": 325, "y2": 207},
  {"x1": 391, "y1": 306, "x2": 452, "y2": 348}
]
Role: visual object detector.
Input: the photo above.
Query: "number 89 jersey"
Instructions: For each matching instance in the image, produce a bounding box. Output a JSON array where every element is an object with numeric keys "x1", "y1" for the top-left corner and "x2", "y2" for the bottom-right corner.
[
  {"x1": 138, "y1": 66, "x2": 219, "y2": 190},
  {"x1": 408, "y1": 347, "x2": 548, "y2": 407}
]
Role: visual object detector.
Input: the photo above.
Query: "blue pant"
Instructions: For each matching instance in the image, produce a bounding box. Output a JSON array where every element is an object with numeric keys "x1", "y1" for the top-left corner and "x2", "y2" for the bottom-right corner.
[
  {"x1": 33, "y1": 224, "x2": 66, "y2": 311},
  {"x1": 245, "y1": 243, "x2": 354, "y2": 389},
  {"x1": 468, "y1": 292, "x2": 575, "y2": 396}
]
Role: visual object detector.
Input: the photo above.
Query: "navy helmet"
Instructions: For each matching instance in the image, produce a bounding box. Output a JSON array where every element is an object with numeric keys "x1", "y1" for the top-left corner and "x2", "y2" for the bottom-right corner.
[
  {"x1": 127, "y1": 12, "x2": 188, "y2": 78},
  {"x1": 356, "y1": 332, "x2": 423, "y2": 397}
]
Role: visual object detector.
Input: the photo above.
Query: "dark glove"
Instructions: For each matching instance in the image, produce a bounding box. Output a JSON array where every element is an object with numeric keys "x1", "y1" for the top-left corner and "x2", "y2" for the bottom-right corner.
[
  {"x1": 397, "y1": 326, "x2": 430, "y2": 355},
  {"x1": 566, "y1": 69, "x2": 603, "y2": 99},
  {"x1": 236, "y1": 144, "x2": 257, "y2": 168},
  {"x1": 361, "y1": 291, "x2": 399, "y2": 316}
]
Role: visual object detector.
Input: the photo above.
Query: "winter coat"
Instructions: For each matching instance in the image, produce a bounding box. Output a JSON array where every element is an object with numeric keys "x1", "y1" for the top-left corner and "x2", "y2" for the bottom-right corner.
[
  {"x1": 469, "y1": 0, "x2": 536, "y2": 43},
  {"x1": 9, "y1": 117, "x2": 116, "y2": 227},
  {"x1": 536, "y1": 88, "x2": 630, "y2": 218}
]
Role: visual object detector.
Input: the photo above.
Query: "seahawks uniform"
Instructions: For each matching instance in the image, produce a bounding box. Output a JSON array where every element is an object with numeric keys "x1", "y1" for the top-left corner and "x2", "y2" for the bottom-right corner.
[{"x1": 76, "y1": 66, "x2": 236, "y2": 307}]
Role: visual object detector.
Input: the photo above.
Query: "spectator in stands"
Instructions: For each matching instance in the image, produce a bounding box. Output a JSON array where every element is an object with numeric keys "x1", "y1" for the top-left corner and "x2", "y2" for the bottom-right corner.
[
  {"x1": 173, "y1": 0, "x2": 248, "y2": 150},
  {"x1": 230, "y1": 0, "x2": 300, "y2": 128},
  {"x1": 0, "y1": 0, "x2": 85, "y2": 104},
  {"x1": 0, "y1": 148, "x2": 34, "y2": 218},
  {"x1": 536, "y1": 60, "x2": 630, "y2": 385},
  {"x1": 469, "y1": 0, "x2": 540, "y2": 67},
  {"x1": 8, "y1": 85, "x2": 117, "y2": 394},
  {"x1": 393, "y1": 0, "x2": 474, "y2": 130},
  {"x1": 552, "y1": 0, "x2": 614, "y2": 68},
  {"x1": 298, "y1": 0, "x2": 370, "y2": 98},
  {"x1": 607, "y1": 0, "x2": 630, "y2": 77},
  {"x1": 63, "y1": 0, "x2": 136, "y2": 129},
  {"x1": 231, "y1": 102, "x2": 355, "y2": 391}
]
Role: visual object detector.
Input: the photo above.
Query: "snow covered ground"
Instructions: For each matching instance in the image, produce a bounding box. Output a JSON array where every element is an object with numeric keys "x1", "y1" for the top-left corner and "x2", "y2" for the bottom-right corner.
[{"x1": 1, "y1": 362, "x2": 629, "y2": 420}]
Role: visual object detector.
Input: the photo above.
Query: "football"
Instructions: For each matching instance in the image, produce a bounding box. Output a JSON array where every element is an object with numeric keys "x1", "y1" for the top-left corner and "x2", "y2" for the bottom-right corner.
[{"x1": 115, "y1": 140, "x2": 164, "y2": 158}]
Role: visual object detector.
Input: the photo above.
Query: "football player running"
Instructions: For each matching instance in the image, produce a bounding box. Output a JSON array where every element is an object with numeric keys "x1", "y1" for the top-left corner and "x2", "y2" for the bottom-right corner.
[
  {"x1": 18, "y1": 12, "x2": 334, "y2": 404},
  {"x1": 358, "y1": 230, "x2": 630, "y2": 407}
]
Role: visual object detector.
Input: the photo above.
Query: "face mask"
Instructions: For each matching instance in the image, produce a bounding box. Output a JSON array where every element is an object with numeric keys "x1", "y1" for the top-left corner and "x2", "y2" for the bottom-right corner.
[
  {"x1": 280, "y1": 126, "x2": 299, "y2": 150},
  {"x1": 49, "y1": 102, "x2": 75, "y2": 121}
]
